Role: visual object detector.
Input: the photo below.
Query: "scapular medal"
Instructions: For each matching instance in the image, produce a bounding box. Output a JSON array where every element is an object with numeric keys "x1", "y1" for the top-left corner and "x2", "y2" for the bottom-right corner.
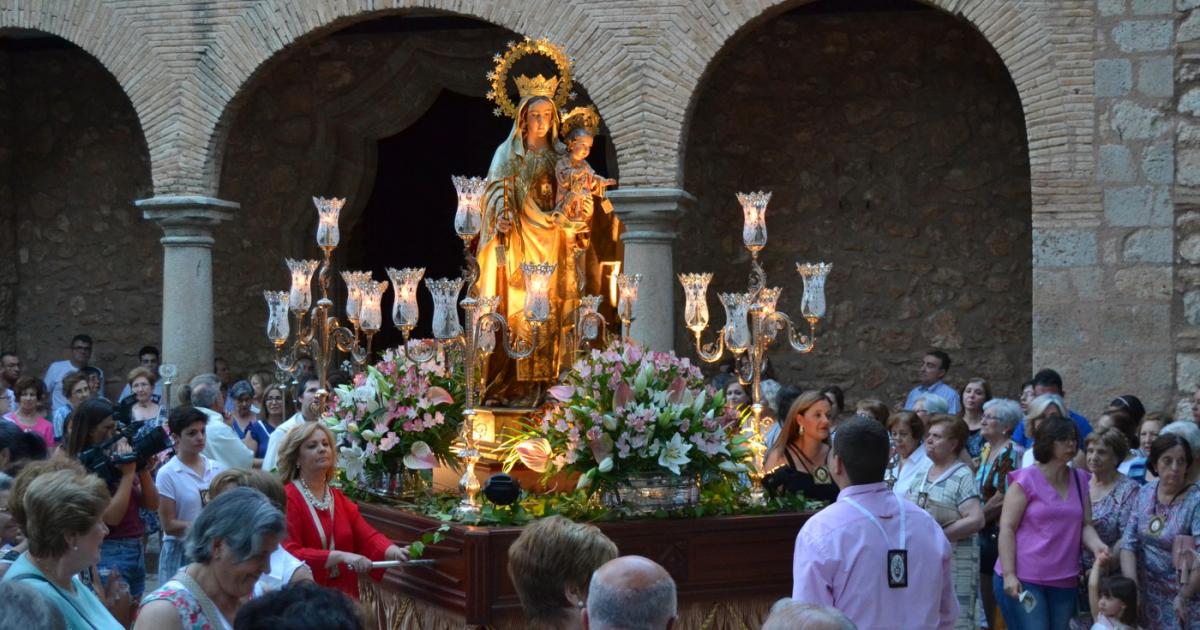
[
  {"x1": 1148, "y1": 514, "x2": 1166, "y2": 536},
  {"x1": 916, "y1": 492, "x2": 929, "y2": 509},
  {"x1": 887, "y1": 550, "x2": 908, "y2": 588},
  {"x1": 813, "y1": 466, "x2": 832, "y2": 485}
]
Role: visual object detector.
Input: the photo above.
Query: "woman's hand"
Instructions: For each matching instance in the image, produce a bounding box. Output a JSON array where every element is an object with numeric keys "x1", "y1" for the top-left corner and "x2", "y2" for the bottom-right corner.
[
  {"x1": 113, "y1": 439, "x2": 136, "y2": 476},
  {"x1": 328, "y1": 551, "x2": 372, "y2": 573},
  {"x1": 1002, "y1": 573, "x2": 1021, "y2": 599},
  {"x1": 384, "y1": 545, "x2": 410, "y2": 562}
]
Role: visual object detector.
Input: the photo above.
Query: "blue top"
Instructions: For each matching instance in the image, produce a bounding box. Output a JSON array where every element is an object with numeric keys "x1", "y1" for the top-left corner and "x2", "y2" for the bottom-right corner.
[
  {"x1": 1010, "y1": 409, "x2": 1092, "y2": 448},
  {"x1": 2, "y1": 553, "x2": 125, "y2": 630},
  {"x1": 903, "y1": 381, "x2": 961, "y2": 415},
  {"x1": 230, "y1": 418, "x2": 271, "y2": 459}
]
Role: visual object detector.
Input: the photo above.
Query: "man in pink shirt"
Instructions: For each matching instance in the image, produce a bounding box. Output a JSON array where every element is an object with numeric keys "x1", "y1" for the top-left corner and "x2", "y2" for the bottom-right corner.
[{"x1": 792, "y1": 415, "x2": 958, "y2": 630}]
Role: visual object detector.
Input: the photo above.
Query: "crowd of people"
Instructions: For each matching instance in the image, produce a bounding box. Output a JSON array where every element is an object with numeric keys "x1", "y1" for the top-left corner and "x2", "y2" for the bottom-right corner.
[{"x1": 2, "y1": 333, "x2": 1199, "y2": 629}]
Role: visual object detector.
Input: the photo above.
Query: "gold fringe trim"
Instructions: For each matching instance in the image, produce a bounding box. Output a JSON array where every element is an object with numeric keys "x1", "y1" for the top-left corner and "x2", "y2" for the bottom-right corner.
[{"x1": 359, "y1": 578, "x2": 776, "y2": 630}]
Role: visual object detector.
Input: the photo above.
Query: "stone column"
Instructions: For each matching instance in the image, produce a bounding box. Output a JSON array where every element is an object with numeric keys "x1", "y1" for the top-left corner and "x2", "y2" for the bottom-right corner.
[
  {"x1": 138, "y1": 196, "x2": 238, "y2": 390},
  {"x1": 609, "y1": 188, "x2": 693, "y2": 351}
]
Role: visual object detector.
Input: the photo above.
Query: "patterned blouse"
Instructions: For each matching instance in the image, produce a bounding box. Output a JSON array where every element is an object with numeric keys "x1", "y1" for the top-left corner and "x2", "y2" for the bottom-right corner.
[
  {"x1": 141, "y1": 579, "x2": 231, "y2": 630},
  {"x1": 1081, "y1": 474, "x2": 1139, "y2": 572}
]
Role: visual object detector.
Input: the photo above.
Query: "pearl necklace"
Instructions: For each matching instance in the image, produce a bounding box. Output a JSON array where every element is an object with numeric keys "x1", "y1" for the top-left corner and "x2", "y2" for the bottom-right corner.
[{"x1": 298, "y1": 478, "x2": 333, "y2": 511}]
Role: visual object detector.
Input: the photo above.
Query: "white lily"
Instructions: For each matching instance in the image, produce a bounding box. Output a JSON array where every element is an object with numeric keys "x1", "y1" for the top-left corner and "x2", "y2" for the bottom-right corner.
[
  {"x1": 339, "y1": 443, "x2": 366, "y2": 480},
  {"x1": 657, "y1": 432, "x2": 692, "y2": 476}
]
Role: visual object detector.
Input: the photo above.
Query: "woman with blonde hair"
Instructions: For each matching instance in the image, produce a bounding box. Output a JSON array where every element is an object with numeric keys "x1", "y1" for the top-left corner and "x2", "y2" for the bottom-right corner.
[
  {"x1": 508, "y1": 515, "x2": 618, "y2": 628},
  {"x1": 763, "y1": 390, "x2": 838, "y2": 503},
  {"x1": 278, "y1": 422, "x2": 410, "y2": 598}
]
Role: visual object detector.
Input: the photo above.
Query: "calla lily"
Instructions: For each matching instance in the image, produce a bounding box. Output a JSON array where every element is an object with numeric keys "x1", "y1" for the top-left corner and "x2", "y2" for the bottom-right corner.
[
  {"x1": 576, "y1": 467, "x2": 596, "y2": 490},
  {"x1": 598, "y1": 456, "x2": 614, "y2": 473},
  {"x1": 613, "y1": 381, "x2": 634, "y2": 409},
  {"x1": 719, "y1": 460, "x2": 749, "y2": 473},
  {"x1": 590, "y1": 433, "x2": 614, "y2": 463},
  {"x1": 403, "y1": 440, "x2": 438, "y2": 469},
  {"x1": 657, "y1": 432, "x2": 692, "y2": 475},
  {"x1": 361, "y1": 429, "x2": 379, "y2": 441},
  {"x1": 548, "y1": 384, "x2": 576, "y2": 402},
  {"x1": 423, "y1": 386, "x2": 454, "y2": 406},
  {"x1": 339, "y1": 443, "x2": 365, "y2": 480},
  {"x1": 601, "y1": 414, "x2": 618, "y2": 431},
  {"x1": 514, "y1": 438, "x2": 552, "y2": 473}
]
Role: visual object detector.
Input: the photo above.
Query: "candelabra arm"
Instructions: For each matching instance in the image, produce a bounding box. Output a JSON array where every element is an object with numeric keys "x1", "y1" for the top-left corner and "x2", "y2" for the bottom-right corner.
[
  {"x1": 475, "y1": 311, "x2": 537, "y2": 360},
  {"x1": 771, "y1": 311, "x2": 817, "y2": 354},
  {"x1": 400, "y1": 329, "x2": 441, "y2": 363},
  {"x1": 691, "y1": 327, "x2": 728, "y2": 364},
  {"x1": 572, "y1": 310, "x2": 609, "y2": 357},
  {"x1": 331, "y1": 323, "x2": 371, "y2": 370}
]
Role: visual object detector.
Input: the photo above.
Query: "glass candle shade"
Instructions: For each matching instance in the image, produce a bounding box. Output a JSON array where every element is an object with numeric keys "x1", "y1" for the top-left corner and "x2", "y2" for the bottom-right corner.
[
  {"x1": 286, "y1": 259, "x2": 319, "y2": 314},
  {"x1": 616, "y1": 273, "x2": 642, "y2": 323},
  {"x1": 719, "y1": 292, "x2": 753, "y2": 352},
  {"x1": 521, "y1": 263, "x2": 556, "y2": 323},
  {"x1": 359, "y1": 280, "x2": 388, "y2": 332},
  {"x1": 474, "y1": 295, "x2": 501, "y2": 354},
  {"x1": 341, "y1": 270, "x2": 373, "y2": 325},
  {"x1": 452, "y1": 175, "x2": 486, "y2": 238},
  {"x1": 263, "y1": 290, "x2": 290, "y2": 344},
  {"x1": 580, "y1": 295, "x2": 602, "y2": 340},
  {"x1": 427, "y1": 277, "x2": 465, "y2": 339},
  {"x1": 797, "y1": 262, "x2": 833, "y2": 320},
  {"x1": 758, "y1": 287, "x2": 783, "y2": 315},
  {"x1": 313, "y1": 197, "x2": 344, "y2": 248},
  {"x1": 678, "y1": 272, "x2": 713, "y2": 332},
  {"x1": 387, "y1": 267, "x2": 425, "y2": 329},
  {"x1": 737, "y1": 191, "x2": 771, "y2": 253}
]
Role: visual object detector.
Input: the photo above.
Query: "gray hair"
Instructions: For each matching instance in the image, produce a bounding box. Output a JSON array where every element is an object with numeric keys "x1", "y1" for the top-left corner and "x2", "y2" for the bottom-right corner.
[
  {"x1": 982, "y1": 398, "x2": 1023, "y2": 434},
  {"x1": 1026, "y1": 393, "x2": 1066, "y2": 422},
  {"x1": 586, "y1": 564, "x2": 677, "y2": 630},
  {"x1": 762, "y1": 598, "x2": 857, "y2": 630},
  {"x1": 189, "y1": 372, "x2": 222, "y2": 411},
  {"x1": 915, "y1": 393, "x2": 948, "y2": 415},
  {"x1": 1161, "y1": 420, "x2": 1200, "y2": 458},
  {"x1": 0, "y1": 581, "x2": 66, "y2": 630},
  {"x1": 186, "y1": 487, "x2": 285, "y2": 564}
]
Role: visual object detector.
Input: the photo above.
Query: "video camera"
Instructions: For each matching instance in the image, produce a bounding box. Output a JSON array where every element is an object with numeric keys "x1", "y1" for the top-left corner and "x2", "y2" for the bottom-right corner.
[{"x1": 79, "y1": 420, "x2": 172, "y2": 485}]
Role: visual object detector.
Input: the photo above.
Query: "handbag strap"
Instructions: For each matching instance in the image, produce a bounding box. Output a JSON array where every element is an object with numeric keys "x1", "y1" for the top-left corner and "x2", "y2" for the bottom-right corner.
[
  {"x1": 175, "y1": 571, "x2": 232, "y2": 630},
  {"x1": 1072, "y1": 468, "x2": 1084, "y2": 514}
]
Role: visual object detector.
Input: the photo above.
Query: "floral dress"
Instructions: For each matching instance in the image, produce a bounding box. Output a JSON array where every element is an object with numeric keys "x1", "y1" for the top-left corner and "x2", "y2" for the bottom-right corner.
[
  {"x1": 907, "y1": 462, "x2": 980, "y2": 630},
  {"x1": 1120, "y1": 481, "x2": 1200, "y2": 630},
  {"x1": 1071, "y1": 475, "x2": 1140, "y2": 630},
  {"x1": 141, "y1": 579, "x2": 231, "y2": 630}
]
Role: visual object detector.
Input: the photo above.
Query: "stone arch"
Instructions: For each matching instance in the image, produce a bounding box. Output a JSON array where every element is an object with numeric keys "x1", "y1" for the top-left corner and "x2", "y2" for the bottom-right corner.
[
  {"x1": 676, "y1": 0, "x2": 1094, "y2": 215},
  {"x1": 195, "y1": 2, "x2": 629, "y2": 199},
  {"x1": 0, "y1": 7, "x2": 173, "y2": 191}
]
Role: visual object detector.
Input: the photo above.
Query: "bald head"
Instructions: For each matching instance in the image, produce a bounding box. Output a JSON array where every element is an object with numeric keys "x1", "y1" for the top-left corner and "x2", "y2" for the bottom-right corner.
[{"x1": 583, "y1": 556, "x2": 676, "y2": 630}]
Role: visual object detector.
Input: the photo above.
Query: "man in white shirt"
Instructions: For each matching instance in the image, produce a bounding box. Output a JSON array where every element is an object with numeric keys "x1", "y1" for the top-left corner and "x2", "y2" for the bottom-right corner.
[
  {"x1": 262, "y1": 374, "x2": 321, "y2": 473},
  {"x1": 189, "y1": 373, "x2": 254, "y2": 470},
  {"x1": 43, "y1": 334, "x2": 104, "y2": 414}
]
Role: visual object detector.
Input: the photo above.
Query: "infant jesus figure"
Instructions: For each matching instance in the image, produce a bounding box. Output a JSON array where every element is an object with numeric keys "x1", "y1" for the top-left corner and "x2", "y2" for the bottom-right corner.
[{"x1": 555, "y1": 106, "x2": 617, "y2": 249}]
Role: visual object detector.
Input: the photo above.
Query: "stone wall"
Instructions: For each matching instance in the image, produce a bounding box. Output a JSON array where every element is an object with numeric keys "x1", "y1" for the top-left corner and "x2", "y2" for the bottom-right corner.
[
  {"x1": 0, "y1": 41, "x2": 154, "y2": 395},
  {"x1": 680, "y1": 8, "x2": 1032, "y2": 405},
  {"x1": 1177, "y1": 0, "x2": 1200, "y2": 416}
]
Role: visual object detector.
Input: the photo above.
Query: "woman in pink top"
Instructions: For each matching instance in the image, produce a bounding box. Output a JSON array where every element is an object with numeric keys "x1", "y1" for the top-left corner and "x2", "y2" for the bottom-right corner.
[
  {"x1": 995, "y1": 415, "x2": 1108, "y2": 630},
  {"x1": 2, "y1": 376, "x2": 54, "y2": 448}
]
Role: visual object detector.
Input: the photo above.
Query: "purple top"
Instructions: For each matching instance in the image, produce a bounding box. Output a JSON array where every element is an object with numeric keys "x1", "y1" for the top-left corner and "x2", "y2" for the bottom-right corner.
[{"x1": 995, "y1": 466, "x2": 1089, "y2": 588}]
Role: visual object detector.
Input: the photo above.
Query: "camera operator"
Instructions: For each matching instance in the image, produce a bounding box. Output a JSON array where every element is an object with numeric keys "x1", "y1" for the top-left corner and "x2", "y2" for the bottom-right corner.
[{"x1": 62, "y1": 398, "x2": 158, "y2": 606}]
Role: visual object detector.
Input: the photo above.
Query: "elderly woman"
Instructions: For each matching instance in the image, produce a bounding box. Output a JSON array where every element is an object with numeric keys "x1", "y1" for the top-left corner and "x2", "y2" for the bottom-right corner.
[
  {"x1": 0, "y1": 467, "x2": 124, "y2": 629},
  {"x1": 258, "y1": 382, "x2": 289, "y2": 435},
  {"x1": 763, "y1": 391, "x2": 839, "y2": 503},
  {"x1": 912, "y1": 392, "x2": 948, "y2": 428},
  {"x1": 958, "y1": 377, "x2": 992, "y2": 462},
  {"x1": 1070, "y1": 427, "x2": 1140, "y2": 629},
  {"x1": 1095, "y1": 408, "x2": 1144, "y2": 481},
  {"x1": 905, "y1": 414, "x2": 984, "y2": 630},
  {"x1": 1138, "y1": 414, "x2": 1166, "y2": 459},
  {"x1": 229, "y1": 380, "x2": 269, "y2": 459},
  {"x1": 62, "y1": 398, "x2": 158, "y2": 602},
  {"x1": 51, "y1": 372, "x2": 89, "y2": 444},
  {"x1": 1019, "y1": 393, "x2": 1067, "y2": 469},
  {"x1": 975, "y1": 398, "x2": 1023, "y2": 630},
  {"x1": 136, "y1": 487, "x2": 285, "y2": 629},
  {"x1": 886, "y1": 411, "x2": 929, "y2": 498},
  {"x1": 507, "y1": 515, "x2": 619, "y2": 628},
  {"x1": 207, "y1": 467, "x2": 312, "y2": 594},
  {"x1": 4, "y1": 376, "x2": 54, "y2": 448},
  {"x1": 279, "y1": 422, "x2": 410, "y2": 598},
  {"x1": 995, "y1": 415, "x2": 1108, "y2": 630},
  {"x1": 1119, "y1": 433, "x2": 1200, "y2": 629},
  {"x1": 127, "y1": 367, "x2": 164, "y2": 426}
]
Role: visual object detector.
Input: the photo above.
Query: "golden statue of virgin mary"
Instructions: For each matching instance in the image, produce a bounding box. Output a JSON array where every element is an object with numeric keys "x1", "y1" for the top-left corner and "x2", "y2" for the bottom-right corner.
[{"x1": 477, "y1": 39, "x2": 620, "y2": 403}]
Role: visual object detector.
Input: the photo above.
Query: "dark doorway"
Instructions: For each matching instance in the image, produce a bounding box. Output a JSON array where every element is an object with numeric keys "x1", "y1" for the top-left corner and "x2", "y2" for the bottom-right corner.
[{"x1": 346, "y1": 89, "x2": 610, "y2": 351}]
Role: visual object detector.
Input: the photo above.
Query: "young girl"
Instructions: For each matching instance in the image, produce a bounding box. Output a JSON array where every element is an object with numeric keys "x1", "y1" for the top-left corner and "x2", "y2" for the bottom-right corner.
[
  {"x1": 1087, "y1": 560, "x2": 1139, "y2": 630},
  {"x1": 155, "y1": 406, "x2": 226, "y2": 583}
]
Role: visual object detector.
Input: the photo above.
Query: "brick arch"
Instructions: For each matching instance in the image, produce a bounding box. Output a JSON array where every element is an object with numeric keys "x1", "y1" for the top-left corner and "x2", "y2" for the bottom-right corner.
[
  {"x1": 673, "y1": 0, "x2": 1094, "y2": 207},
  {"x1": 194, "y1": 1, "x2": 633, "y2": 198},
  {"x1": 0, "y1": 9, "x2": 162, "y2": 167}
]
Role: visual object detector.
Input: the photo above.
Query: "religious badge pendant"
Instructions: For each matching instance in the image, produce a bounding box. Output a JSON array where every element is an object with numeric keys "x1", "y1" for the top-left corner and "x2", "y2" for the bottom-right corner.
[
  {"x1": 916, "y1": 492, "x2": 929, "y2": 509},
  {"x1": 887, "y1": 549, "x2": 908, "y2": 588},
  {"x1": 813, "y1": 465, "x2": 832, "y2": 485},
  {"x1": 1149, "y1": 514, "x2": 1166, "y2": 536}
]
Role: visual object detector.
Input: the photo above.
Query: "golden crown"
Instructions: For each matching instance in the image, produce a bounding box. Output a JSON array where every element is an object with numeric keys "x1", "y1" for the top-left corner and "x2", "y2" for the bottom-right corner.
[
  {"x1": 487, "y1": 37, "x2": 574, "y2": 119},
  {"x1": 561, "y1": 105, "x2": 601, "y2": 138},
  {"x1": 515, "y1": 74, "x2": 560, "y2": 100}
]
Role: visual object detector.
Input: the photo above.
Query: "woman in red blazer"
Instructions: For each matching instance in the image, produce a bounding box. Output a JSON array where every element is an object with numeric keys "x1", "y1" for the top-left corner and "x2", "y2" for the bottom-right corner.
[{"x1": 276, "y1": 421, "x2": 409, "y2": 598}]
